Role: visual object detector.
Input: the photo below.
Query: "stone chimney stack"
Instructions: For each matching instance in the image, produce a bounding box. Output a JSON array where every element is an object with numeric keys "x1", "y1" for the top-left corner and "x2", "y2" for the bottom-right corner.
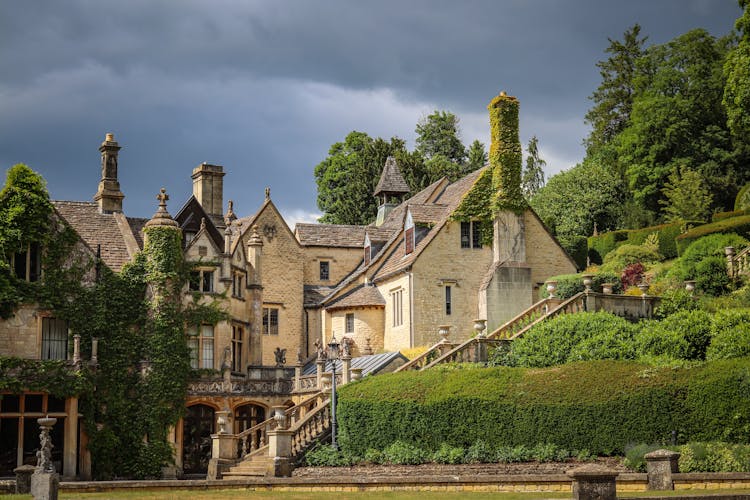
[
  {"x1": 192, "y1": 163, "x2": 225, "y2": 229},
  {"x1": 94, "y1": 133, "x2": 125, "y2": 213}
]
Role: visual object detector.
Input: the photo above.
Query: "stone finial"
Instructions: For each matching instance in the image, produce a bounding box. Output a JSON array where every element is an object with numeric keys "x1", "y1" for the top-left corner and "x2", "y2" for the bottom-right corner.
[
  {"x1": 145, "y1": 188, "x2": 179, "y2": 228},
  {"x1": 248, "y1": 224, "x2": 263, "y2": 247},
  {"x1": 265, "y1": 187, "x2": 271, "y2": 200},
  {"x1": 200, "y1": 217, "x2": 206, "y2": 231},
  {"x1": 224, "y1": 199, "x2": 237, "y2": 224}
]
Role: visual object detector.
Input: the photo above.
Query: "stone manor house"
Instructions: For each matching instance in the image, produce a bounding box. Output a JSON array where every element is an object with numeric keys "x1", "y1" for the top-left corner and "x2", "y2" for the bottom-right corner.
[{"x1": 0, "y1": 94, "x2": 576, "y2": 479}]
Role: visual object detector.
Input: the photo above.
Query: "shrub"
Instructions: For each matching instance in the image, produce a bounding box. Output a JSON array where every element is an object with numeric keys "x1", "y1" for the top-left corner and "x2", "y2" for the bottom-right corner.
[
  {"x1": 588, "y1": 230, "x2": 629, "y2": 265},
  {"x1": 601, "y1": 244, "x2": 661, "y2": 273},
  {"x1": 695, "y1": 256, "x2": 731, "y2": 296},
  {"x1": 654, "y1": 289, "x2": 699, "y2": 319},
  {"x1": 382, "y1": 440, "x2": 429, "y2": 465},
  {"x1": 676, "y1": 217, "x2": 750, "y2": 255},
  {"x1": 511, "y1": 312, "x2": 637, "y2": 367},
  {"x1": 588, "y1": 221, "x2": 699, "y2": 264},
  {"x1": 531, "y1": 443, "x2": 562, "y2": 462},
  {"x1": 624, "y1": 443, "x2": 662, "y2": 471},
  {"x1": 706, "y1": 309, "x2": 750, "y2": 360},
  {"x1": 635, "y1": 310, "x2": 713, "y2": 361},
  {"x1": 337, "y1": 359, "x2": 750, "y2": 457},
  {"x1": 496, "y1": 445, "x2": 532, "y2": 463},
  {"x1": 559, "y1": 235, "x2": 587, "y2": 270},
  {"x1": 672, "y1": 233, "x2": 748, "y2": 281},
  {"x1": 621, "y1": 262, "x2": 646, "y2": 289},
  {"x1": 363, "y1": 448, "x2": 383, "y2": 464},
  {"x1": 432, "y1": 443, "x2": 464, "y2": 464},
  {"x1": 540, "y1": 272, "x2": 622, "y2": 300},
  {"x1": 735, "y1": 183, "x2": 750, "y2": 211},
  {"x1": 465, "y1": 439, "x2": 495, "y2": 463},
  {"x1": 713, "y1": 209, "x2": 750, "y2": 222},
  {"x1": 304, "y1": 444, "x2": 357, "y2": 466}
]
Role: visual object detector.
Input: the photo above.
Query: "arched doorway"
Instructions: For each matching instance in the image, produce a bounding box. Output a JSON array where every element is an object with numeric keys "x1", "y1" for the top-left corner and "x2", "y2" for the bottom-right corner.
[
  {"x1": 234, "y1": 403, "x2": 265, "y2": 453},
  {"x1": 182, "y1": 404, "x2": 214, "y2": 475}
]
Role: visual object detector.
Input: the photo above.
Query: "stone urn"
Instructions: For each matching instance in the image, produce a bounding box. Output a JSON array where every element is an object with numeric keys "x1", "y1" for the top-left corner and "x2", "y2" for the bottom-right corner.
[
  {"x1": 582, "y1": 274, "x2": 594, "y2": 292},
  {"x1": 545, "y1": 280, "x2": 557, "y2": 298},
  {"x1": 473, "y1": 319, "x2": 487, "y2": 338},
  {"x1": 601, "y1": 283, "x2": 614, "y2": 295},
  {"x1": 684, "y1": 280, "x2": 696, "y2": 294},
  {"x1": 438, "y1": 325, "x2": 451, "y2": 343},
  {"x1": 638, "y1": 283, "x2": 650, "y2": 296}
]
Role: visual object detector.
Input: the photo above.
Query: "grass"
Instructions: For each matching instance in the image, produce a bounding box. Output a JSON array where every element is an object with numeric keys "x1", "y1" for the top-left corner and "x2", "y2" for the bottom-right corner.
[{"x1": 3, "y1": 489, "x2": 750, "y2": 500}]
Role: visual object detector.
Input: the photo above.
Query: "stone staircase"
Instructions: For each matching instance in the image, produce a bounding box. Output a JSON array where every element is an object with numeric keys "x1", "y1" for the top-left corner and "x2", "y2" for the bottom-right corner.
[{"x1": 395, "y1": 292, "x2": 586, "y2": 372}]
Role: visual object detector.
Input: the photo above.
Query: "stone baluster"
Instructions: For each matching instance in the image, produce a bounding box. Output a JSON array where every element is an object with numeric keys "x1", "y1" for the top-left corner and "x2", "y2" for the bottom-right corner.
[{"x1": 726, "y1": 246, "x2": 736, "y2": 279}]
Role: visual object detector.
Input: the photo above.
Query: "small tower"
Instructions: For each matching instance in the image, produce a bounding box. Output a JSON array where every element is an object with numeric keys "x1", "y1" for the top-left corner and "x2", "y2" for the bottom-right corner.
[
  {"x1": 94, "y1": 133, "x2": 125, "y2": 213},
  {"x1": 373, "y1": 157, "x2": 410, "y2": 226}
]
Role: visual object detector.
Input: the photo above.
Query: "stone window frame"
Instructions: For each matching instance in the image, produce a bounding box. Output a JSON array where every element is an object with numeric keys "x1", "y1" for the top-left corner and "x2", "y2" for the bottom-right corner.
[
  {"x1": 187, "y1": 324, "x2": 215, "y2": 369},
  {"x1": 39, "y1": 314, "x2": 69, "y2": 361},
  {"x1": 460, "y1": 221, "x2": 483, "y2": 249},
  {"x1": 231, "y1": 323, "x2": 244, "y2": 372},
  {"x1": 10, "y1": 242, "x2": 42, "y2": 282},
  {"x1": 231, "y1": 270, "x2": 246, "y2": 299},
  {"x1": 390, "y1": 289, "x2": 403, "y2": 327},
  {"x1": 188, "y1": 268, "x2": 215, "y2": 293},
  {"x1": 319, "y1": 261, "x2": 330, "y2": 281},
  {"x1": 262, "y1": 307, "x2": 279, "y2": 335},
  {"x1": 345, "y1": 312, "x2": 355, "y2": 334},
  {"x1": 445, "y1": 285, "x2": 452, "y2": 315}
]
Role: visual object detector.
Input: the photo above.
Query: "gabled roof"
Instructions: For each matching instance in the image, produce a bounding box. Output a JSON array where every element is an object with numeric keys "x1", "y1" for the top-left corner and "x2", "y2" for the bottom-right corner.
[
  {"x1": 52, "y1": 201, "x2": 142, "y2": 272},
  {"x1": 295, "y1": 223, "x2": 366, "y2": 248},
  {"x1": 408, "y1": 203, "x2": 448, "y2": 224},
  {"x1": 373, "y1": 156, "x2": 410, "y2": 197},
  {"x1": 325, "y1": 284, "x2": 385, "y2": 311},
  {"x1": 174, "y1": 195, "x2": 224, "y2": 250}
]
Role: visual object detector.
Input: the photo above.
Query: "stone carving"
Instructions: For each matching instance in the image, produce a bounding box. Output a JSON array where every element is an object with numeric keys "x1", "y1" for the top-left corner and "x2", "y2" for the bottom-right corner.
[
  {"x1": 274, "y1": 347, "x2": 286, "y2": 366},
  {"x1": 221, "y1": 346, "x2": 232, "y2": 371},
  {"x1": 36, "y1": 417, "x2": 57, "y2": 473},
  {"x1": 187, "y1": 378, "x2": 293, "y2": 396},
  {"x1": 263, "y1": 224, "x2": 276, "y2": 241}
]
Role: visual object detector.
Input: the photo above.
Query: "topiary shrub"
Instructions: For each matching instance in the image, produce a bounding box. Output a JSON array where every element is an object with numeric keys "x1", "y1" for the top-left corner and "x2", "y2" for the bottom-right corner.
[
  {"x1": 695, "y1": 256, "x2": 731, "y2": 296},
  {"x1": 588, "y1": 230, "x2": 630, "y2": 265},
  {"x1": 510, "y1": 312, "x2": 638, "y2": 367},
  {"x1": 601, "y1": 244, "x2": 662, "y2": 273},
  {"x1": 706, "y1": 309, "x2": 750, "y2": 360},
  {"x1": 654, "y1": 289, "x2": 699, "y2": 319},
  {"x1": 672, "y1": 233, "x2": 748, "y2": 281}
]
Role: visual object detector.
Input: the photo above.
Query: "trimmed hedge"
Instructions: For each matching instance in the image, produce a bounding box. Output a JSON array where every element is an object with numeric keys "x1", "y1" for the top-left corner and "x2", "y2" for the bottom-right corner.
[
  {"x1": 676, "y1": 216, "x2": 750, "y2": 255},
  {"x1": 337, "y1": 359, "x2": 750, "y2": 457},
  {"x1": 588, "y1": 221, "x2": 702, "y2": 264},
  {"x1": 713, "y1": 209, "x2": 750, "y2": 222}
]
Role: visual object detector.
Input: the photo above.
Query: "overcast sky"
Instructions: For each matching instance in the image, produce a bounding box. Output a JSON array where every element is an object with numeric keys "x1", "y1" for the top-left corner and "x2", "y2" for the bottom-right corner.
[{"x1": 0, "y1": 1, "x2": 742, "y2": 226}]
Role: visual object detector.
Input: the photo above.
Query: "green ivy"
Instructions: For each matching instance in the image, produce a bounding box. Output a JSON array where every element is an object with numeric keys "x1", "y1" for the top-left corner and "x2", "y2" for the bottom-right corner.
[
  {"x1": 451, "y1": 168, "x2": 494, "y2": 245},
  {"x1": 488, "y1": 93, "x2": 527, "y2": 214}
]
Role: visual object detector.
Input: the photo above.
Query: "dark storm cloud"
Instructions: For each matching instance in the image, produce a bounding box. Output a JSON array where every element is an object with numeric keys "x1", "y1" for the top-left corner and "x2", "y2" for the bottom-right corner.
[{"x1": 0, "y1": 0, "x2": 742, "y2": 222}]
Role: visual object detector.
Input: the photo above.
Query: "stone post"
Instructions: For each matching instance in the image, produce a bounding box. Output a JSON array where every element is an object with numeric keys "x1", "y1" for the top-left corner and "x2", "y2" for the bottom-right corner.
[
  {"x1": 31, "y1": 416, "x2": 59, "y2": 500},
  {"x1": 645, "y1": 449, "x2": 680, "y2": 490},
  {"x1": 72, "y1": 334, "x2": 81, "y2": 366},
  {"x1": 14, "y1": 465, "x2": 35, "y2": 494},
  {"x1": 207, "y1": 410, "x2": 235, "y2": 480},
  {"x1": 316, "y1": 357, "x2": 325, "y2": 390},
  {"x1": 294, "y1": 363, "x2": 302, "y2": 392},
  {"x1": 726, "y1": 246, "x2": 736, "y2": 280},
  {"x1": 474, "y1": 336, "x2": 488, "y2": 363},
  {"x1": 266, "y1": 405, "x2": 293, "y2": 477},
  {"x1": 567, "y1": 465, "x2": 618, "y2": 500},
  {"x1": 341, "y1": 353, "x2": 351, "y2": 385},
  {"x1": 351, "y1": 368, "x2": 363, "y2": 381}
]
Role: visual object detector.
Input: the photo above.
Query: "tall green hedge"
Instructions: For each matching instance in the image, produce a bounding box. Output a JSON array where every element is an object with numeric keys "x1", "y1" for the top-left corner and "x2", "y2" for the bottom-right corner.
[
  {"x1": 676, "y1": 216, "x2": 750, "y2": 255},
  {"x1": 588, "y1": 221, "x2": 702, "y2": 263},
  {"x1": 713, "y1": 209, "x2": 750, "y2": 222},
  {"x1": 338, "y1": 359, "x2": 750, "y2": 456}
]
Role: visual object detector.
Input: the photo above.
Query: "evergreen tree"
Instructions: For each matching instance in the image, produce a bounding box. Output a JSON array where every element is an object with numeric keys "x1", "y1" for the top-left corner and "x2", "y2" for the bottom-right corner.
[
  {"x1": 584, "y1": 24, "x2": 647, "y2": 156},
  {"x1": 521, "y1": 136, "x2": 546, "y2": 198},
  {"x1": 415, "y1": 110, "x2": 467, "y2": 164},
  {"x1": 466, "y1": 139, "x2": 487, "y2": 174}
]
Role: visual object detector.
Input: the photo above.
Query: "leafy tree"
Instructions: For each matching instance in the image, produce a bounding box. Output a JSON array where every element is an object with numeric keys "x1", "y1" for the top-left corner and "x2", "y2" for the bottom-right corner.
[
  {"x1": 584, "y1": 24, "x2": 647, "y2": 155},
  {"x1": 659, "y1": 166, "x2": 713, "y2": 222},
  {"x1": 723, "y1": 0, "x2": 750, "y2": 143},
  {"x1": 0, "y1": 164, "x2": 53, "y2": 256},
  {"x1": 618, "y1": 29, "x2": 736, "y2": 215},
  {"x1": 521, "y1": 136, "x2": 546, "y2": 198},
  {"x1": 466, "y1": 139, "x2": 487, "y2": 173},
  {"x1": 314, "y1": 132, "x2": 427, "y2": 225},
  {"x1": 415, "y1": 110, "x2": 467, "y2": 164},
  {"x1": 530, "y1": 159, "x2": 626, "y2": 243}
]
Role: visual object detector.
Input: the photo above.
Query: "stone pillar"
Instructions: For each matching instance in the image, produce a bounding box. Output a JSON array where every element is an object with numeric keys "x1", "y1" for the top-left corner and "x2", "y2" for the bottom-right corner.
[
  {"x1": 72, "y1": 334, "x2": 81, "y2": 366},
  {"x1": 207, "y1": 410, "x2": 235, "y2": 480},
  {"x1": 726, "y1": 246, "x2": 736, "y2": 280},
  {"x1": 645, "y1": 449, "x2": 680, "y2": 490},
  {"x1": 474, "y1": 337, "x2": 488, "y2": 363},
  {"x1": 294, "y1": 363, "x2": 302, "y2": 392},
  {"x1": 567, "y1": 465, "x2": 618, "y2": 500},
  {"x1": 14, "y1": 465, "x2": 35, "y2": 494},
  {"x1": 31, "y1": 417, "x2": 59, "y2": 500},
  {"x1": 316, "y1": 357, "x2": 325, "y2": 390},
  {"x1": 341, "y1": 354, "x2": 351, "y2": 385},
  {"x1": 247, "y1": 224, "x2": 264, "y2": 366},
  {"x1": 266, "y1": 405, "x2": 293, "y2": 477}
]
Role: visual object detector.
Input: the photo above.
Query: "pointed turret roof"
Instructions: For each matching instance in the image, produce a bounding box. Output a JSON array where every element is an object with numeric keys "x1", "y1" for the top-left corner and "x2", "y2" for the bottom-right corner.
[{"x1": 373, "y1": 156, "x2": 410, "y2": 197}]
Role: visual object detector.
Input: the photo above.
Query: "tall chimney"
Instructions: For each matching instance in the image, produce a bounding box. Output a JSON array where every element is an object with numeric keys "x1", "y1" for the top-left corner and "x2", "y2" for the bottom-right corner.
[
  {"x1": 488, "y1": 91, "x2": 525, "y2": 214},
  {"x1": 191, "y1": 163, "x2": 225, "y2": 229},
  {"x1": 94, "y1": 133, "x2": 125, "y2": 213}
]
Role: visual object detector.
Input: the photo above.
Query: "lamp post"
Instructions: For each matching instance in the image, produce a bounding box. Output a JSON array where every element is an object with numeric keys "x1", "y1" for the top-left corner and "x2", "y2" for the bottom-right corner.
[{"x1": 327, "y1": 333, "x2": 341, "y2": 451}]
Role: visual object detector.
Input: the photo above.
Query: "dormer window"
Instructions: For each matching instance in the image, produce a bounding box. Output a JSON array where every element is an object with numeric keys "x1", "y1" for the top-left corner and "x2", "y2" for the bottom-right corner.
[{"x1": 404, "y1": 210, "x2": 415, "y2": 255}]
